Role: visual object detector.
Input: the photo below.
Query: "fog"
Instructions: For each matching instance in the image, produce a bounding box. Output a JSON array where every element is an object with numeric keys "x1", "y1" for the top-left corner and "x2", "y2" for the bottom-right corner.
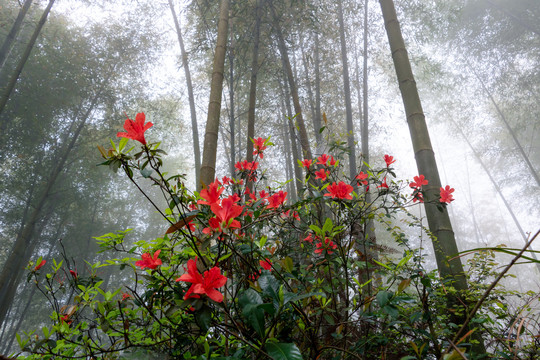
[{"x1": 0, "y1": 0, "x2": 538, "y2": 358}]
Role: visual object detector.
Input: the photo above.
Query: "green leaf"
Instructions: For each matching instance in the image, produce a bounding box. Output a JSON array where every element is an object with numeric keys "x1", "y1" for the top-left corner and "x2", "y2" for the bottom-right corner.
[
  {"x1": 283, "y1": 292, "x2": 324, "y2": 306},
  {"x1": 376, "y1": 290, "x2": 393, "y2": 307},
  {"x1": 140, "y1": 168, "x2": 152, "y2": 178},
  {"x1": 282, "y1": 257, "x2": 293, "y2": 273},
  {"x1": 195, "y1": 305, "x2": 212, "y2": 332},
  {"x1": 265, "y1": 342, "x2": 303, "y2": 360},
  {"x1": 118, "y1": 137, "x2": 129, "y2": 152},
  {"x1": 322, "y1": 218, "x2": 333, "y2": 234}
]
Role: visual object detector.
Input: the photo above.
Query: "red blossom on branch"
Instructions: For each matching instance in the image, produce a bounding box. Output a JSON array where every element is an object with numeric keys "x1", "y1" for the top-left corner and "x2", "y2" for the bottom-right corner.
[
  {"x1": 176, "y1": 258, "x2": 227, "y2": 302},
  {"x1": 356, "y1": 172, "x2": 368, "y2": 185},
  {"x1": 259, "y1": 259, "x2": 272, "y2": 271},
  {"x1": 198, "y1": 181, "x2": 224, "y2": 206},
  {"x1": 409, "y1": 175, "x2": 428, "y2": 189},
  {"x1": 329, "y1": 156, "x2": 337, "y2": 166},
  {"x1": 34, "y1": 260, "x2": 46, "y2": 271},
  {"x1": 378, "y1": 177, "x2": 389, "y2": 189},
  {"x1": 252, "y1": 137, "x2": 267, "y2": 159},
  {"x1": 267, "y1": 191, "x2": 287, "y2": 209},
  {"x1": 314, "y1": 238, "x2": 338, "y2": 255},
  {"x1": 206, "y1": 197, "x2": 243, "y2": 232},
  {"x1": 301, "y1": 159, "x2": 313, "y2": 168},
  {"x1": 440, "y1": 185, "x2": 455, "y2": 204},
  {"x1": 317, "y1": 154, "x2": 331, "y2": 166},
  {"x1": 135, "y1": 250, "x2": 162, "y2": 270},
  {"x1": 384, "y1": 154, "x2": 396, "y2": 167},
  {"x1": 314, "y1": 168, "x2": 329, "y2": 181},
  {"x1": 324, "y1": 181, "x2": 354, "y2": 200},
  {"x1": 235, "y1": 160, "x2": 258, "y2": 172},
  {"x1": 117, "y1": 112, "x2": 153, "y2": 145}
]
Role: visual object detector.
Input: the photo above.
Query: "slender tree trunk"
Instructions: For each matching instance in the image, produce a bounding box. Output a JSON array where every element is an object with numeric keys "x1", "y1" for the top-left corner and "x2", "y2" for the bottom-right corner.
[
  {"x1": 468, "y1": 64, "x2": 540, "y2": 187},
  {"x1": 337, "y1": 0, "x2": 357, "y2": 182},
  {"x1": 168, "y1": 0, "x2": 201, "y2": 187},
  {"x1": 0, "y1": 0, "x2": 55, "y2": 118},
  {"x1": 3, "y1": 213, "x2": 63, "y2": 354},
  {"x1": 279, "y1": 75, "x2": 302, "y2": 199},
  {"x1": 245, "y1": 0, "x2": 262, "y2": 187},
  {"x1": 359, "y1": 0, "x2": 378, "y2": 291},
  {"x1": 378, "y1": 1, "x2": 486, "y2": 353},
  {"x1": 361, "y1": 0, "x2": 369, "y2": 170},
  {"x1": 228, "y1": 23, "x2": 235, "y2": 177},
  {"x1": 281, "y1": 114, "x2": 297, "y2": 202},
  {"x1": 299, "y1": 34, "x2": 316, "y2": 132},
  {"x1": 0, "y1": 0, "x2": 33, "y2": 72},
  {"x1": 485, "y1": 0, "x2": 540, "y2": 37},
  {"x1": 271, "y1": 3, "x2": 312, "y2": 161},
  {"x1": 454, "y1": 121, "x2": 540, "y2": 273},
  {"x1": 314, "y1": 33, "x2": 322, "y2": 144},
  {"x1": 0, "y1": 86, "x2": 102, "y2": 328},
  {"x1": 200, "y1": 0, "x2": 230, "y2": 189}
]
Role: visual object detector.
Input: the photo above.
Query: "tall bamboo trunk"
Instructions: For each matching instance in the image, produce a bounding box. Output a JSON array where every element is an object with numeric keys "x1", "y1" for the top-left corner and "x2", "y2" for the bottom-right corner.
[
  {"x1": 337, "y1": 0, "x2": 357, "y2": 181},
  {"x1": 0, "y1": 0, "x2": 33, "y2": 72},
  {"x1": 378, "y1": 0, "x2": 485, "y2": 353},
  {"x1": 245, "y1": 0, "x2": 262, "y2": 191},
  {"x1": 279, "y1": 74, "x2": 302, "y2": 199},
  {"x1": 314, "y1": 33, "x2": 322, "y2": 144},
  {"x1": 168, "y1": 0, "x2": 201, "y2": 187},
  {"x1": 0, "y1": 0, "x2": 55, "y2": 118},
  {"x1": 271, "y1": 2, "x2": 312, "y2": 161},
  {"x1": 228, "y1": 21, "x2": 235, "y2": 177},
  {"x1": 200, "y1": 0, "x2": 230, "y2": 189}
]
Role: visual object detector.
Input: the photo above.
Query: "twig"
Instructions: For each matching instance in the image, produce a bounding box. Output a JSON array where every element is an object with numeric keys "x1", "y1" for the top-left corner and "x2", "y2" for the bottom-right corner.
[{"x1": 443, "y1": 229, "x2": 540, "y2": 358}]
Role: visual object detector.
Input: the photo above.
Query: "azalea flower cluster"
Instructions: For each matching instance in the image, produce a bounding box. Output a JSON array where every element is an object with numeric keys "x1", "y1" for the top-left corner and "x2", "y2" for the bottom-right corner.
[{"x1": 303, "y1": 234, "x2": 338, "y2": 255}]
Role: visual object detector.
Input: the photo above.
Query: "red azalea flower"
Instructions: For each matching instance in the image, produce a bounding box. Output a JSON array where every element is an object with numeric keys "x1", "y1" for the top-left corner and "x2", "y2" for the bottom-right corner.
[
  {"x1": 409, "y1": 175, "x2": 428, "y2": 189},
  {"x1": 222, "y1": 176, "x2": 232, "y2": 185},
  {"x1": 210, "y1": 197, "x2": 243, "y2": 230},
  {"x1": 301, "y1": 159, "x2": 313, "y2": 168},
  {"x1": 253, "y1": 137, "x2": 267, "y2": 159},
  {"x1": 235, "y1": 160, "x2": 258, "y2": 171},
  {"x1": 440, "y1": 185, "x2": 455, "y2": 204},
  {"x1": 198, "y1": 181, "x2": 224, "y2": 206},
  {"x1": 317, "y1": 154, "x2": 331, "y2": 166},
  {"x1": 135, "y1": 250, "x2": 162, "y2": 270},
  {"x1": 324, "y1": 181, "x2": 354, "y2": 200},
  {"x1": 356, "y1": 172, "x2": 368, "y2": 185},
  {"x1": 60, "y1": 314, "x2": 72, "y2": 326},
  {"x1": 121, "y1": 293, "x2": 132, "y2": 301},
  {"x1": 378, "y1": 177, "x2": 389, "y2": 189},
  {"x1": 267, "y1": 191, "x2": 287, "y2": 209},
  {"x1": 117, "y1": 112, "x2": 153, "y2": 145},
  {"x1": 69, "y1": 270, "x2": 78, "y2": 279},
  {"x1": 259, "y1": 190, "x2": 269, "y2": 199},
  {"x1": 412, "y1": 191, "x2": 424, "y2": 203},
  {"x1": 260, "y1": 258, "x2": 272, "y2": 271},
  {"x1": 314, "y1": 238, "x2": 338, "y2": 255},
  {"x1": 384, "y1": 154, "x2": 396, "y2": 167},
  {"x1": 176, "y1": 258, "x2": 227, "y2": 302},
  {"x1": 228, "y1": 193, "x2": 242, "y2": 203},
  {"x1": 34, "y1": 260, "x2": 46, "y2": 271},
  {"x1": 303, "y1": 234, "x2": 314, "y2": 244},
  {"x1": 245, "y1": 187, "x2": 257, "y2": 201},
  {"x1": 329, "y1": 156, "x2": 337, "y2": 166},
  {"x1": 186, "y1": 220, "x2": 196, "y2": 232},
  {"x1": 314, "y1": 168, "x2": 329, "y2": 181}
]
